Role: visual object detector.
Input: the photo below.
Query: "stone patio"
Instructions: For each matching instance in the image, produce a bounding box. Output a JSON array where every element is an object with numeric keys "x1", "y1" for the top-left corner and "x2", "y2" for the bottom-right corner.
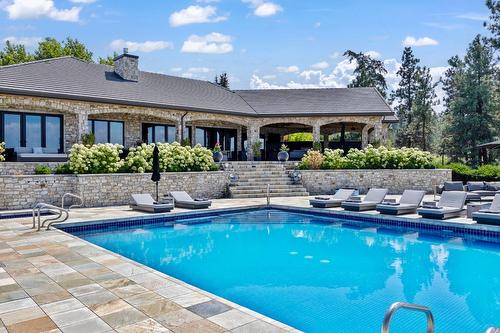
[{"x1": 0, "y1": 195, "x2": 489, "y2": 332}]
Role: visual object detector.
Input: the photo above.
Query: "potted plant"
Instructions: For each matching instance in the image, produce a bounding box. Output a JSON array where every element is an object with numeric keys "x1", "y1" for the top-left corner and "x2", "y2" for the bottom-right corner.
[
  {"x1": 278, "y1": 144, "x2": 289, "y2": 162},
  {"x1": 213, "y1": 142, "x2": 223, "y2": 162},
  {"x1": 252, "y1": 141, "x2": 262, "y2": 161}
]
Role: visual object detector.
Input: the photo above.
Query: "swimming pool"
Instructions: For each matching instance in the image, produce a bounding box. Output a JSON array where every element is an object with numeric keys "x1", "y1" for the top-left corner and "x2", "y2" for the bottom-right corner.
[{"x1": 65, "y1": 209, "x2": 500, "y2": 332}]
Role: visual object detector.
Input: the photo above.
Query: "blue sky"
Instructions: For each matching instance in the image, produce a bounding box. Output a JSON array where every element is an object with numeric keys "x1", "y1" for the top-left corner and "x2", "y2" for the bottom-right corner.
[{"x1": 0, "y1": 0, "x2": 492, "y2": 96}]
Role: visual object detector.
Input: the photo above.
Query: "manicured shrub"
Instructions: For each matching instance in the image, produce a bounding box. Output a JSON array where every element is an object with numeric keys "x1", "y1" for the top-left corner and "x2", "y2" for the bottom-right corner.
[
  {"x1": 299, "y1": 150, "x2": 324, "y2": 170},
  {"x1": 125, "y1": 143, "x2": 154, "y2": 173},
  {"x1": 69, "y1": 143, "x2": 124, "y2": 174},
  {"x1": 34, "y1": 164, "x2": 52, "y2": 175},
  {"x1": 322, "y1": 149, "x2": 346, "y2": 169},
  {"x1": 441, "y1": 162, "x2": 500, "y2": 181},
  {"x1": 190, "y1": 144, "x2": 215, "y2": 171},
  {"x1": 0, "y1": 142, "x2": 5, "y2": 162},
  {"x1": 53, "y1": 163, "x2": 72, "y2": 174}
]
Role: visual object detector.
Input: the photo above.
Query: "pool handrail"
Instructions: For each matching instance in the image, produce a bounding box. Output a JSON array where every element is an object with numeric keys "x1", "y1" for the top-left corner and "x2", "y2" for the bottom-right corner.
[
  {"x1": 61, "y1": 193, "x2": 83, "y2": 211},
  {"x1": 381, "y1": 302, "x2": 434, "y2": 333}
]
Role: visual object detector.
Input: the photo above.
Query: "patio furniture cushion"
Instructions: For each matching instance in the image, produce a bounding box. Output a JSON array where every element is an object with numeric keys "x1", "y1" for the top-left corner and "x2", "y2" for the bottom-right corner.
[
  {"x1": 467, "y1": 181, "x2": 485, "y2": 191},
  {"x1": 443, "y1": 181, "x2": 465, "y2": 191},
  {"x1": 439, "y1": 191, "x2": 467, "y2": 209},
  {"x1": 132, "y1": 194, "x2": 156, "y2": 205},
  {"x1": 363, "y1": 188, "x2": 388, "y2": 203},
  {"x1": 169, "y1": 191, "x2": 212, "y2": 209},
  {"x1": 485, "y1": 182, "x2": 500, "y2": 191},
  {"x1": 399, "y1": 190, "x2": 426, "y2": 206}
]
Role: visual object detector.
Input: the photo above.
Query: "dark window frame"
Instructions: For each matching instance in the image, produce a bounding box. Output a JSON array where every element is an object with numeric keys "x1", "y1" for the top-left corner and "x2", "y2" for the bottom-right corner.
[
  {"x1": 0, "y1": 111, "x2": 63, "y2": 153},
  {"x1": 142, "y1": 123, "x2": 177, "y2": 144},
  {"x1": 88, "y1": 119, "x2": 125, "y2": 145}
]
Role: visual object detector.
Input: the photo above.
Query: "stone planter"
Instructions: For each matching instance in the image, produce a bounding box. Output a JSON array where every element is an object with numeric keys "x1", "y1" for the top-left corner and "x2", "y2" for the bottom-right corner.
[
  {"x1": 213, "y1": 151, "x2": 223, "y2": 163},
  {"x1": 277, "y1": 151, "x2": 289, "y2": 162}
]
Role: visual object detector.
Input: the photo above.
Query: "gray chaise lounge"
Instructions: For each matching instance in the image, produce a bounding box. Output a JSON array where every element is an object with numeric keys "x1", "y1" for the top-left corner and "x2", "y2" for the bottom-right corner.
[
  {"x1": 310, "y1": 189, "x2": 356, "y2": 208},
  {"x1": 472, "y1": 194, "x2": 500, "y2": 225},
  {"x1": 341, "y1": 188, "x2": 388, "y2": 211},
  {"x1": 130, "y1": 194, "x2": 174, "y2": 213},
  {"x1": 170, "y1": 191, "x2": 212, "y2": 209},
  {"x1": 417, "y1": 191, "x2": 467, "y2": 220},
  {"x1": 376, "y1": 190, "x2": 426, "y2": 215}
]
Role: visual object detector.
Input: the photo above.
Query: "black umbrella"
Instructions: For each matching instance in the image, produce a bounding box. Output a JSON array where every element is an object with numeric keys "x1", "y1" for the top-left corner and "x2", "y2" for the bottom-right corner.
[{"x1": 151, "y1": 144, "x2": 161, "y2": 202}]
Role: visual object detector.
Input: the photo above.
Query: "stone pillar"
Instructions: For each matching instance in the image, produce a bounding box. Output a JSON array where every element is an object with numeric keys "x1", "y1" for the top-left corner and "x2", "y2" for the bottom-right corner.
[
  {"x1": 76, "y1": 112, "x2": 89, "y2": 142},
  {"x1": 236, "y1": 127, "x2": 242, "y2": 153},
  {"x1": 191, "y1": 125, "x2": 197, "y2": 146},
  {"x1": 246, "y1": 123, "x2": 260, "y2": 160},
  {"x1": 324, "y1": 131, "x2": 330, "y2": 150},
  {"x1": 362, "y1": 124, "x2": 372, "y2": 148},
  {"x1": 373, "y1": 122, "x2": 383, "y2": 146},
  {"x1": 312, "y1": 123, "x2": 321, "y2": 143},
  {"x1": 175, "y1": 121, "x2": 182, "y2": 143}
]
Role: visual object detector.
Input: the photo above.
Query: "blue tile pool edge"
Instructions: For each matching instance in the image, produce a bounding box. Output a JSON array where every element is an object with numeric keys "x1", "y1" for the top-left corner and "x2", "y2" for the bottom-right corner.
[{"x1": 54, "y1": 204, "x2": 500, "y2": 244}]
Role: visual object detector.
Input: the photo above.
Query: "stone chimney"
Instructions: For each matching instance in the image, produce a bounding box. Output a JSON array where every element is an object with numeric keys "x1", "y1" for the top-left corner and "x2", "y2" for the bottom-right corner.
[{"x1": 114, "y1": 48, "x2": 139, "y2": 82}]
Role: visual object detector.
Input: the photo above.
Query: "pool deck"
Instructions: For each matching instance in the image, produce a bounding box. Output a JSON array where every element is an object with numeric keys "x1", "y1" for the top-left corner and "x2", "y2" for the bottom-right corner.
[{"x1": 0, "y1": 195, "x2": 496, "y2": 333}]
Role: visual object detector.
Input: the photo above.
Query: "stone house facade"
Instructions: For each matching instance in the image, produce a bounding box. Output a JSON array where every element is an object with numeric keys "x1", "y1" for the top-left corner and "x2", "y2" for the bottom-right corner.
[{"x1": 0, "y1": 51, "x2": 396, "y2": 161}]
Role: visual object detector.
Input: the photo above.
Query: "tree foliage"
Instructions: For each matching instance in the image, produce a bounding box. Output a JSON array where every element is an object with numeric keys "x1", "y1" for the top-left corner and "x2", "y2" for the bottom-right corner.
[
  {"x1": 0, "y1": 41, "x2": 35, "y2": 66},
  {"x1": 442, "y1": 35, "x2": 498, "y2": 165},
  {"x1": 410, "y1": 66, "x2": 437, "y2": 151},
  {"x1": 485, "y1": 0, "x2": 500, "y2": 50},
  {"x1": 98, "y1": 52, "x2": 118, "y2": 66},
  {"x1": 214, "y1": 72, "x2": 230, "y2": 88},
  {"x1": 343, "y1": 50, "x2": 388, "y2": 97}
]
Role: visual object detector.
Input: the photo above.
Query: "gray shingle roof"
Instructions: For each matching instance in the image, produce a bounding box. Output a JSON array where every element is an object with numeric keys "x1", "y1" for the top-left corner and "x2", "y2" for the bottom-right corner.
[{"x1": 0, "y1": 57, "x2": 395, "y2": 118}]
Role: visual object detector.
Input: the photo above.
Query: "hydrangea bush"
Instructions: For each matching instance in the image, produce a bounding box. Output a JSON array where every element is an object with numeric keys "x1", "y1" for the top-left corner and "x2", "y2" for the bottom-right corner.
[
  {"x1": 299, "y1": 150, "x2": 324, "y2": 170},
  {"x1": 300, "y1": 145, "x2": 434, "y2": 170},
  {"x1": 0, "y1": 142, "x2": 5, "y2": 162},
  {"x1": 68, "y1": 143, "x2": 124, "y2": 174}
]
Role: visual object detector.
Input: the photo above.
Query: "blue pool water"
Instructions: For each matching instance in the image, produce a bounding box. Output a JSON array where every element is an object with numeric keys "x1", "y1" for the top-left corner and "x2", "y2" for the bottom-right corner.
[{"x1": 70, "y1": 210, "x2": 500, "y2": 332}]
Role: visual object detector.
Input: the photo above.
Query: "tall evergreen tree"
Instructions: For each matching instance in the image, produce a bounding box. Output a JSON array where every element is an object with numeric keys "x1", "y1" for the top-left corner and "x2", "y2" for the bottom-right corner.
[
  {"x1": 410, "y1": 66, "x2": 437, "y2": 151},
  {"x1": 214, "y1": 72, "x2": 230, "y2": 88},
  {"x1": 485, "y1": 0, "x2": 500, "y2": 50},
  {"x1": 443, "y1": 35, "x2": 497, "y2": 164},
  {"x1": 0, "y1": 41, "x2": 35, "y2": 66},
  {"x1": 343, "y1": 50, "x2": 388, "y2": 97},
  {"x1": 390, "y1": 47, "x2": 420, "y2": 147}
]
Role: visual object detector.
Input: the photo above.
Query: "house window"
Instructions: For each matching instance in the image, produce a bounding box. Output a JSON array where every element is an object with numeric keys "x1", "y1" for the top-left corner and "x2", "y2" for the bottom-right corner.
[
  {"x1": 0, "y1": 111, "x2": 63, "y2": 153},
  {"x1": 142, "y1": 123, "x2": 176, "y2": 143},
  {"x1": 88, "y1": 120, "x2": 124, "y2": 145}
]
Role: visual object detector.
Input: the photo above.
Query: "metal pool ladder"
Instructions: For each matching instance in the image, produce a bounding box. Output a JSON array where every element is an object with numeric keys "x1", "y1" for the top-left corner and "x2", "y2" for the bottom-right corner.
[
  {"x1": 32, "y1": 203, "x2": 68, "y2": 231},
  {"x1": 381, "y1": 302, "x2": 434, "y2": 333},
  {"x1": 61, "y1": 192, "x2": 83, "y2": 211}
]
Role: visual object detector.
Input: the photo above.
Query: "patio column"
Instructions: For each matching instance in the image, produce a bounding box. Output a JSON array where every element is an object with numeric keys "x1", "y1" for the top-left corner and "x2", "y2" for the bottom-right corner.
[
  {"x1": 362, "y1": 124, "x2": 372, "y2": 148},
  {"x1": 312, "y1": 123, "x2": 321, "y2": 143},
  {"x1": 191, "y1": 125, "x2": 197, "y2": 146},
  {"x1": 373, "y1": 122, "x2": 383, "y2": 146},
  {"x1": 76, "y1": 112, "x2": 89, "y2": 143},
  {"x1": 236, "y1": 126, "x2": 242, "y2": 152},
  {"x1": 175, "y1": 121, "x2": 182, "y2": 143},
  {"x1": 247, "y1": 123, "x2": 260, "y2": 160}
]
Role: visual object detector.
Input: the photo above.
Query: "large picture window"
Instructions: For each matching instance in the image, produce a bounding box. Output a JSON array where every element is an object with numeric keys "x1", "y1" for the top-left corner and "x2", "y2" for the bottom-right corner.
[
  {"x1": 88, "y1": 120, "x2": 124, "y2": 145},
  {"x1": 142, "y1": 123, "x2": 176, "y2": 144},
  {"x1": 0, "y1": 111, "x2": 63, "y2": 153}
]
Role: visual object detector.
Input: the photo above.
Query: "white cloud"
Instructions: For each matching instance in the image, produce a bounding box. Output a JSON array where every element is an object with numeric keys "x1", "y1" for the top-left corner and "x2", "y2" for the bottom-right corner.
[
  {"x1": 170, "y1": 67, "x2": 183, "y2": 72},
  {"x1": 169, "y1": 5, "x2": 227, "y2": 27},
  {"x1": 188, "y1": 67, "x2": 213, "y2": 73},
  {"x1": 2, "y1": 36, "x2": 41, "y2": 47},
  {"x1": 310, "y1": 61, "x2": 329, "y2": 70},
  {"x1": 262, "y1": 74, "x2": 276, "y2": 80},
  {"x1": 110, "y1": 39, "x2": 174, "y2": 53},
  {"x1": 181, "y1": 32, "x2": 233, "y2": 54},
  {"x1": 402, "y1": 36, "x2": 439, "y2": 47},
  {"x1": 3, "y1": 0, "x2": 81, "y2": 22},
  {"x1": 242, "y1": 0, "x2": 282, "y2": 17},
  {"x1": 365, "y1": 50, "x2": 381, "y2": 59},
  {"x1": 299, "y1": 70, "x2": 322, "y2": 80},
  {"x1": 456, "y1": 12, "x2": 488, "y2": 21},
  {"x1": 276, "y1": 65, "x2": 299, "y2": 73}
]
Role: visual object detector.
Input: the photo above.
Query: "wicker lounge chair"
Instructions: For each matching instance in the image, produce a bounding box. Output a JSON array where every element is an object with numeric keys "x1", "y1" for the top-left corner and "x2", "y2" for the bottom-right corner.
[
  {"x1": 472, "y1": 194, "x2": 500, "y2": 225},
  {"x1": 417, "y1": 191, "x2": 466, "y2": 220},
  {"x1": 376, "y1": 190, "x2": 425, "y2": 215},
  {"x1": 130, "y1": 194, "x2": 173, "y2": 213},
  {"x1": 169, "y1": 191, "x2": 212, "y2": 209},
  {"x1": 341, "y1": 188, "x2": 388, "y2": 211},
  {"x1": 310, "y1": 189, "x2": 356, "y2": 208}
]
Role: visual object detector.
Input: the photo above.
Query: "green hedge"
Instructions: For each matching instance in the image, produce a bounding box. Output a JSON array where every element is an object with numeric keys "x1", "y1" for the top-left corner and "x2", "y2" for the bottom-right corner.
[
  {"x1": 437, "y1": 162, "x2": 500, "y2": 181},
  {"x1": 300, "y1": 145, "x2": 435, "y2": 170}
]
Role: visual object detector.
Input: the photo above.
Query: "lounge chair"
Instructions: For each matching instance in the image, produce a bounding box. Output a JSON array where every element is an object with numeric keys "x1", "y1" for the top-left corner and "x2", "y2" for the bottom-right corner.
[
  {"x1": 466, "y1": 181, "x2": 500, "y2": 198},
  {"x1": 310, "y1": 189, "x2": 356, "y2": 208},
  {"x1": 169, "y1": 191, "x2": 212, "y2": 209},
  {"x1": 130, "y1": 194, "x2": 174, "y2": 213},
  {"x1": 436, "y1": 181, "x2": 481, "y2": 202},
  {"x1": 417, "y1": 191, "x2": 466, "y2": 220},
  {"x1": 341, "y1": 188, "x2": 388, "y2": 211},
  {"x1": 472, "y1": 193, "x2": 500, "y2": 225},
  {"x1": 376, "y1": 190, "x2": 426, "y2": 215}
]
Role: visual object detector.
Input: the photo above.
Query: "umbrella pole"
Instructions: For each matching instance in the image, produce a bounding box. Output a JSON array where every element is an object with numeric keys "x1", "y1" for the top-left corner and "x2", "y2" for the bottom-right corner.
[{"x1": 155, "y1": 182, "x2": 159, "y2": 202}]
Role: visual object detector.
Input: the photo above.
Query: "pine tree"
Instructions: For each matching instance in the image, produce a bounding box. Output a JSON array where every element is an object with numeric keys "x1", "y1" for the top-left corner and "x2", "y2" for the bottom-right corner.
[
  {"x1": 0, "y1": 41, "x2": 35, "y2": 65},
  {"x1": 410, "y1": 67, "x2": 437, "y2": 151},
  {"x1": 485, "y1": 0, "x2": 500, "y2": 50},
  {"x1": 215, "y1": 72, "x2": 230, "y2": 88},
  {"x1": 343, "y1": 50, "x2": 388, "y2": 97},
  {"x1": 390, "y1": 47, "x2": 420, "y2": 147},
  {"x1": 443, "y1": 35, "x2": 497, "y2": 164}
]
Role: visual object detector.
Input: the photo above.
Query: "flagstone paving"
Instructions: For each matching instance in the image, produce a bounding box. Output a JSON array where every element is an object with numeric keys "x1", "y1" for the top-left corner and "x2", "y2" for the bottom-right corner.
[{"x1": 0, "y1": 195, "x2": 484, "y2": 332}]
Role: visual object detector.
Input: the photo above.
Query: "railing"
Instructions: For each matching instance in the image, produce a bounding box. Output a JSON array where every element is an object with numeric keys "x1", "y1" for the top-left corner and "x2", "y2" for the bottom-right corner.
[
  {"x1": 61, "y1": 193, "x2": 83, "y2": 211},
  {"x1": 32, "y1": 203, "x2": 69, "y2": 231},
  {"x1": 381, "y1": 302, "x2": 434, "y2": 333}
]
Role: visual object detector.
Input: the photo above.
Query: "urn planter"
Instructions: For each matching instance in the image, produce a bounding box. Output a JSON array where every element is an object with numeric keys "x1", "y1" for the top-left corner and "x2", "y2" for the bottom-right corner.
[
  {"x1": 213, "y1": 151, "x2": 223, "y2": 163},
  {"x1": 278, "y1": 151, "x2": 289, "y2": 162}
]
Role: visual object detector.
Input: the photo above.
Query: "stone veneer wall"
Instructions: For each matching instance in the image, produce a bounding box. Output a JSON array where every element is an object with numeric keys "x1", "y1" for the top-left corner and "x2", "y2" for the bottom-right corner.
[
  {"x1": 0, "y1": 171, "x2": 230, "y2": 210},
  {"x1": 300, "y1": 169, "x2": 452, "y2": 195},
  {"x1": 0, "y1": 162, "x2": 65, "y2": 176}
]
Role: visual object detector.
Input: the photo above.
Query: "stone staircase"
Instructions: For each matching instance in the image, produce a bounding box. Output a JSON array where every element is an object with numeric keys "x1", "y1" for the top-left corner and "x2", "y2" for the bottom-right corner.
[{"x1": 227, "y1": 162, "x2": 309, "y2": 198}]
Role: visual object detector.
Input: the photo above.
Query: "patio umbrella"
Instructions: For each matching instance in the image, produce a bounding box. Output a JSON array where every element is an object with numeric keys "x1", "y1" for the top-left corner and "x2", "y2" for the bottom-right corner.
[{"x1": 151, "y1": 144, "x2": 161, "y2": 202}]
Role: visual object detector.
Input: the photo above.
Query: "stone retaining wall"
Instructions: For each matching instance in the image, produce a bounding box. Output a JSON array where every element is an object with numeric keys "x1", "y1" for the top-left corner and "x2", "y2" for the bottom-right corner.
[
  {"x1": 0, "y1": 162, "x2": 65, "y2": 176},
  {"x1": 300, "y1": 169, "x2": 452, "y2": 195},
  {"x1": 0, "y1": 171, "x2": 230, "y2": 210}
]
